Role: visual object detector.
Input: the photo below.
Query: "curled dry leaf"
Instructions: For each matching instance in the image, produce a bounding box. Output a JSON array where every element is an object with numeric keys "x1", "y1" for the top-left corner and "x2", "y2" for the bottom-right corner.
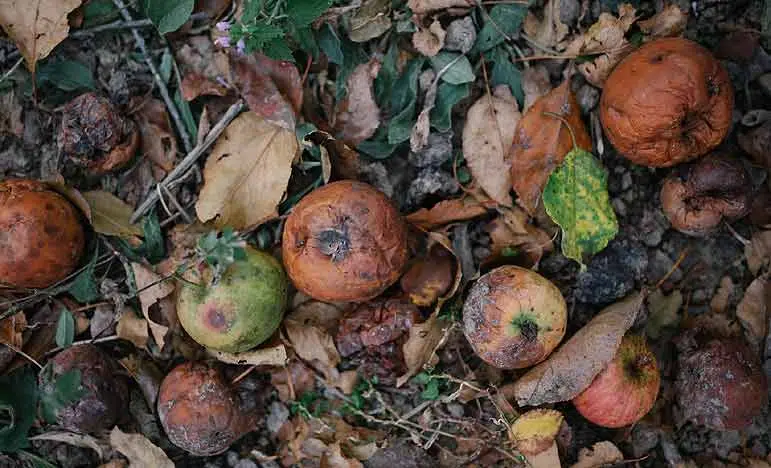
[
  {"x1": 130, "y1": 262, "x2": 174, "y2": 349},
  {"x1": 29, "y1": 432, "x2": 106, "y2": 459},
  {"x1": 0, "y1": 312, "x2": 26, "y2": 349},
  {"x1": 462, "y1": 86, "x2": 521, "y2": 206},
  {"x1": 321, "y1": 442, "x2": 364, "y2": 468},
  {"x1": 208, "y1": 344, "x2": 288, "y2": 367},
  {"x1": 522, "y1": 65, "x2": 552, "y2": 112},
  {"x1": 109, "y1": 427, "x2": 174, "y2": 468},
  {"x1": 116, "y1": 308, "x2": 150, "y2": 350},
  {"x1": 638, "y1": 4, "x2": 688, "y2": 38},
  {"x1": 509, "y1": 81, "x2": 592, "y2": 215},
  {"x1": 133, "y1": 98, "x2": 179, "y2": 173},
  {"x1": 196, "y1": 112, "x2": 298, "y2": 230},
  {"x1": 82, "y1": 190, "x2": 142, "y2": 238},
  {"x1": 407, "y1": 0, "x2": 473, "y2": 15},
  {"x1": 570, "y1": 441, "x2": 623, "y2": 468},
  {"x1": 746, "y1": 230, "x2": 771, "y2": 276},
  {"x1": 484, "y1": 206, "x2": 553, "y2": 268},
  {"x1": 0, "y1": 0, "x2": 82, "y2": 73},
  {"x1": 348, "y1": 0, "x2": 392, "y2": 42},
  {"x1": 736, "y1": 277, "x2": 769, "y2": 352},
  {"x1": 523, "y1": 0, "x2": 569, "y2": 50},
  {"x1": 509, "y1": 409, "x2": 564, "y2": 455},
  {"x1": 334, "y1": 59, "x2": 381, "y2": 146},
  {"x1": 285, "y1": 319, "x2": 341, "y2": 381},
  {"x1": 412, "y1": 20, "x2": 446, "y2": 57},
  {"x1": 406, "y1": 195, "x2": 493, "y2": 230},
  {"x1": 230, "y1": 53, "x2": 303, "y2": 131},
  {"x1": 512, "y1": 291, "x2": 645, "y2": 406},
  {"x1": 175, "y1": 36, "x2": 230, "y2": 100}
]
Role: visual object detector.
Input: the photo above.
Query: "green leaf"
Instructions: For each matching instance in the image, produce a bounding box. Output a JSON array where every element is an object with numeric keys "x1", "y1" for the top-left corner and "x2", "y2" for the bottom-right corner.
[
  {"x1": 242, "y1": 0, "x2": 264, "y2": 21},
  {"x1": 318, "y1": 23, "x2": 343, "y2": 65},
  {"x1": 542, "y1": 147, "x2": 618, "y2": 265},
  {"x1": 430, "y1": 82, "x2": 470, "y2": 132},
  {"x1": 39, "y1": 367, "x2": 86, "y2": 425},
  {"x1": 472, "y1": 4, "x2": 528, "y2": 54},
  {"x1": 373, "y1": 42, "x2": 398, "y2": 107},
  {"x1": 116, "y1": 211, "x2": 165, "y2": 263},
  {"x1": 263, "y1": 38, "x2": 295, "y2": 62},
  {"x1": 293, "y1": 25, "x2": 320, "y2": 59},
  {"x1": 488, "y1": 46, "x2": 524, "y2": 106},
  {"x1": 66, "y1": 248, "x2": 100, "y2": 303},
  {"x1": 159, "y1": 50, "x2": 173, "y2": 85},
  {"x1": 36, "y1": 60, "x2": 94, "y2": 92},
  {"x1": 55, "y1": 308, "x2": 75, "y2": 349},
  {"x1": 144, "y1": 0, "x2": 195, "y2": 34},
  {"x1": 81, "y1": 0, "x2": 121, "y2": 28},
  {"x1": 174, "y1": 88, "x2": 198, "y2": 142},
  {"x1": 430, "y1": 53, "x2": 475, "y2": 85},
  {"x1": 421, "y1": 379, "x2": 440, "y2": 400},
  {"x1": 286, "y1": 0, "x2": 333, "y2": 26},
  {"x1": 0, "y1": 367, "x2": 38, "y2": 452}
]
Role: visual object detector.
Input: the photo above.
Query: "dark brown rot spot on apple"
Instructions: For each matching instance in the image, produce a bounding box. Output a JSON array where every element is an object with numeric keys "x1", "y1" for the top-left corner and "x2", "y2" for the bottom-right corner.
[
  {"x1": 316, "y1": 228, "x2": 350, "y2": 262},
  {"x1": 205, "y1": 307, "x2": 230, "y2": 332}
]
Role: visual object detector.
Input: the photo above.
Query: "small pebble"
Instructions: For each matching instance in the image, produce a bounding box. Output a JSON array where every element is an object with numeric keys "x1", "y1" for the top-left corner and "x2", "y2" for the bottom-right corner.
[{"x1": 444, "y1": 17, "x2": 476, "y2": 54}]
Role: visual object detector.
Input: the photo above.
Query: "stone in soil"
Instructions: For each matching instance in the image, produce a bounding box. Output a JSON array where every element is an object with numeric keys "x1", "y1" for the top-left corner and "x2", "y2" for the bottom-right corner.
[
  {"x1": 408, "y1": 132, "x2": 453, "y2": 168},
  {"x1": 444, "y1": 17, "x2": 476, "y2": 54},
  {"x1": 575, "y1": 238, "x2": 647, "y2": 304},
  {"x1": 365, "y1": 440, "x2": 434, "y2": 468},
  {"x1": 406, "y1": 168, "x2": 459, "y2": 209}
]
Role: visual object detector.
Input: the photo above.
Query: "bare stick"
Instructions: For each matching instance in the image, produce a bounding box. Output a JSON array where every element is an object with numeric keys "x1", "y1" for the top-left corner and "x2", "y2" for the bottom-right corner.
[
  {"x1": 111, "y1": 0, "x2": 193, "y2": 153},
  {"x1": 71, "y1": 12, "x2": 209, "y2": 38},
  {"x1": 130, "y1": 99, "x2": 246, "y2": 222},
  {"x1": 0, "y1": 57, "x2": 24, "y2": 85}
]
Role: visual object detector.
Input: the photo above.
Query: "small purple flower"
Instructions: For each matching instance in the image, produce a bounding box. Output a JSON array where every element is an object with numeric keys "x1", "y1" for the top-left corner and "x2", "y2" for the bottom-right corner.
[
  {"x1": 236, "y1": 38, "x2": 246, "y2": 55},
  {"x1": 214, "y1": 36, "x2": 231, "y2": 48},
  {"x1": 215, "y1": 21, "x2": 231, "y2": 32}
]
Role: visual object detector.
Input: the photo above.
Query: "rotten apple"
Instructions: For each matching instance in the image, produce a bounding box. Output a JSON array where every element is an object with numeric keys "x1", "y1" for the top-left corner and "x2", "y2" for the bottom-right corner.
[
  {"x1": 572, "y1": 335, "x2": 660, "y2": 428},
  {"x1": 177, "y1": 246, "x2": 288, "y2": 353},
  {"x1": 462, "y1": 266, "x2": 567, "y2": 369},
  {"x1": 282, "y1": 180, "x2": 409, "y2": 302}
]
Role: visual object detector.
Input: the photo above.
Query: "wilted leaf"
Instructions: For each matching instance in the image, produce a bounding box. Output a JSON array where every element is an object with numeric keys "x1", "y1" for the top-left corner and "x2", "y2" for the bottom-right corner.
[
  {"x1": 144, "y1": 0, "x2": 194, "y2": 34},
  {"x1": 522, "y1": 0, "x2": 569, "y2": 49},
  {"x1": 406, "y1": 0, "x2": 473, "y2": 15},
  {"x1": 746, "y1": 230, "x2": 771, "y2": 276},
  {"x1": 130, "y1": 262, "x2": 173, "y2": 349},
  {"x1": 55, "y1": 308, "x2": 75, "y2": 349},
  {"x1": 513, "y1": 291, "x2": 645, "y2": 406},
  {"x1": 208, "y1": 344, "x2": 288, "y2": 367},
  {"x1": 109, "y1": 427, "x2": 174, "y2": 468},
  {"x1": 570, "y1": 441, "x2": 623, "y2": 468},
  {"x1": 406, "y1": 196, "x2": 492, "y2": 230},
  {"x1": 542, "y1": 147, "x2": 618, "y2": 265},
  {"x1": 181, "y1": 72, "x2": 229, "y2": 101},
  {"x1": 285, "y1": 319, "x2": 340, "y2": 380},
  {"x1": 710, "y1": 276, "x2": 734, "y2": 314},
  {"x1": 638, "y1": 4, "x2": 687, "y2": 38},
  {"x1": 484, "y1": 206, "x2": 553, "y2": 268},
  {"x1": 82, "y1": 191, "x2": 142, "y2": 238},
  {"x1": 29, "y1": 432, "x2": 105, "y2": 459},
  {"x1": 510, "y1": 81, "x2": 592, "y2": 214},
  {"x1": 196, "y1": 112, "x2": 298, "y2": 230},
  {"x1": 334, "y1": 59, "x2": 381, "y2": 146},
  {"x1": 509, "y1": 409, "x2": 563, "y2": 455},
  {"x1": 133, "y1": 98, "x2": 179, "y2": 172},
  {"x1": 116, "y1": 309, "x2": 149, "y2": 350},
  {"x1": 348, "y1": 0, "x2": 391, "y2": 42},
  {"x1": 736, "y1": 277, "x2": 769, "y2": 351},
  {"x1": 321, "y1": 442, "x2": 363, "y2": 468},
  {"x1": 412, "y1": 20, "x2": 446, "y2": 57},
  {"x1": 396, "y1": 314, "x2": 452, "y2": 386},
  {"x1": 0, "y1": 312, "x2": 26, "y2": 349},
  {"x1": 462, "y1": 86, "x2": 521, "y2": 205},
  {"x1": 0, "y1": 0, "x2": 83, "y2": 73}
]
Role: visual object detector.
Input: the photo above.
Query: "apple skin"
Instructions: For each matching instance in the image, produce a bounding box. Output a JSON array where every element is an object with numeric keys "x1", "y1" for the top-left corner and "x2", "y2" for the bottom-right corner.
[
  {"x1": 572, "y1": 335, "x2": 660, "y2": 428},
  {"x1": 463, "y1": 266, "x2": 567, "y2": 369}
]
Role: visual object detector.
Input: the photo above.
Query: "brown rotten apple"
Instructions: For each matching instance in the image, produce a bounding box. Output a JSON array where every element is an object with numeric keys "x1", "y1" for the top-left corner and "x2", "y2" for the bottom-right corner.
[
  {"x1": 660, "y1": 154, "x2": 752, "y2": 236},
  {"x1": 0, "y1": 179, "x2": 86, "y2": 288},
  {"x1": 572, "y1": 335, "x2": 660, "y2": 428},
  {"x1": 282, "y1": 181, "x2": 409, "y2": 302},
  {"x1": 601, "y1": 38, "x2": 733, "y2": 167},
  {"x1": 158, "y1": 362, "x2": 255, "y2": 456},
  {"x1": 463, "y1": 266, "x2": 567, "y2": 369}
]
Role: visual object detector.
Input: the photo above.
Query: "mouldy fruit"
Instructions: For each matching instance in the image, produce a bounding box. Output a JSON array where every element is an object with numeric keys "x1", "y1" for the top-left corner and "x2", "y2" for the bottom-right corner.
[
  {"x1": 335, "y1": 298, "x2": 421, "y2": 357},
  {"x1": 660, "y1": 154, "x2": 751, "y2": 236},
  {"x1": 282, "y1": 180, "x2": 409, "y2": 302},
  {"x1": 675, "y1": 330, "x2": 768, "y2": 430},
  {"x1": 43, "y1": 344, "x2": 129, "y2": 434},
  {"x1": 58, "y1": 92, "x2": 139, "y2": 174},
  {"x1": 158, "y1": 362, "x2": 254, "y2": 456},
  {"x1": 572, "y1": 335, "x2": 660, "y2": 428},
  {"x1": 0, "y1": 179, "x2": 85, "y2": 288},
  {"x1": 177, "y1": 246, "x2": 288, "y2": 353},
  {"x1": 400, "y1": 244, "x2": 455, "y2": 306},
  {"x1": 601, "y1": 38, "x2": 733, "y2": 167},
  {"x1": 462, "y1": 266, "x2": 567, "y2": 369}
]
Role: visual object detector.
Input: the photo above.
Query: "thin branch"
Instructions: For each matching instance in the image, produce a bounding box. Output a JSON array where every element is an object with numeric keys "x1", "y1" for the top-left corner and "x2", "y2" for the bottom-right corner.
[
  {"x1": 0, "y1": 57, "x2": 24, "y2": 85},
  {"x1": 70, "y1": 12, "x2": 210, "y2": 38}
]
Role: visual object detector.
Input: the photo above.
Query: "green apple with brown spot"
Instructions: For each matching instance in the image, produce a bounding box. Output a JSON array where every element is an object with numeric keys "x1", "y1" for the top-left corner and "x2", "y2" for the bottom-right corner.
[{"x1": 177, "y1": 246, "x2": 288, "y2": 353}]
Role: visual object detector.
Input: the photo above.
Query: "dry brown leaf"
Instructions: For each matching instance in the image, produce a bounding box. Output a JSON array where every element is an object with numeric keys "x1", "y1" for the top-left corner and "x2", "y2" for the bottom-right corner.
[
  {"x1": 0, "y1": 312, "x2": 25, "y2": 349},
  {"x1": 570, "y1": 441, "x2": 623, "y2": 468},
  {"x1": 509, "y1": 81, "x2": 592, "y2": 215},
  {"x1": 271, "y1": 359, "x2": 317, "y2": 401},
  {"x1": 638, "y1": 4, "x2": 687, "y2": 38},
  {"x1": 513, "y1": 291, "x2": 645, "y2": 406},
  {"x1": 334, "y1": 59, "x2": 381, "y2": 146},
  {"x1": 321, "y1": 442, "x2": 364, "y2": 468},
  {"x1": 462, "y1": 86, "x2": 521, "y2": 206},
  {"x1": 156, "y1": 222, "x2": 210, "y2": 276},
  {"x1": 116, "y1": 308, "x2": 149, "y2": 350},
  {"x1": 285, "y1": 319, "x2": 341, "y2": 380},
  {"x1": 509, "y1": 409, "x2": 564, "y2": 455},
  {"x1": 412, "y1": 20, "x2": 446, "y2": 57},
  {"x1": 406, "y1": 0, "x2": 473, "y2": 15},
  {"x1": 746, "y1": 230, "x2": 771, "y2": 276},
  {"x1": 109, "y1": 427, "x2": 174, "y2": 468},
  {"x1": 484, "y1": 206, "x2": 553, "y2": 268},
  {"x1": 709, "y1": 276, "x2": 734, "y2": 314},
  {"x1": 406, "y1": 196, "x2": 491, "y2": 230},
  {"x1": 130, "y1": 262, "x2": 173, "y2": 349},
  {"x1": 208, "y1": 344, "x2": 288, "y2": 367},
  {"x1": 348, "y1": 0, "x2": 392, "y2": 42},
  {"x1": 522, "y1": 65, "x2": 552, "y2": 112},
  {"x1": 523, "y1": 0, "x2": 569, "y2": 50},
  {"x1": 82, "y1": 190, "x2": 143, "y2": 238},
  {"x1": 196, "y1": 112, "x2": 298, "y2": 230},
  {"x1": 176, "y1": 36, "x2": 229, "y2": 87},
  {"x1": 133, "y1": 98, "x2": 179, "y2": 172},
  {"x1": 736, "y1": 277, "x2": 769, "y2": 351},
  {"x1": 397, "y1": 314, "x2": 452, "y2": 386},
  {"x1": 181, "y1": 72, "x2": 229, "y2": 101},
  {"x1": 29, "y1": 432, "x2": 106, "y2": 459},
  {"x1": 0, "y1": 0, "x2": 82, "y2": 72},
  {"x1": 410, "y1": 78, "x2": 438, "y2": 153}
]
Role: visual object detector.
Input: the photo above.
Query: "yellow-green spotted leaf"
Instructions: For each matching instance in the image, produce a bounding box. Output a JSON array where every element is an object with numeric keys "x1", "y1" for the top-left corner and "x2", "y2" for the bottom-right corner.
[{"x1": 542, "y1": 147, "x2": 618, "y2": 266}]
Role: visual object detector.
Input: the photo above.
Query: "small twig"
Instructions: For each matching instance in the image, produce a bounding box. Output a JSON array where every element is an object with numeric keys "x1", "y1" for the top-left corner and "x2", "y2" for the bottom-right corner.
[
  {"x1": 71, "y1": 13, "x2": 210, "y2": 38},
  {"x1": 1, "y1": 342, "x2": 43, "y2": 370},
  {"x1": 0, "y1": 56, "x2": 24, "y2": 85},
  {"x1": 130, "y1": 99, "x2": 246, "y2": 222},
  {"x1": 112, "y1": 0, "x2": 193, "y2": 153},
  {"x1": 724, "y1": 221, "x2": 751, "y2": 246},
  {"x1": 161, "y1": 184, "x2": 194, "y2": 223},
  {"x1": 655, "y1": 248, "x2": 690, "y2": 289},
  {"x1": 45, "y1": 335, "x2": 122, "y2": 357}
]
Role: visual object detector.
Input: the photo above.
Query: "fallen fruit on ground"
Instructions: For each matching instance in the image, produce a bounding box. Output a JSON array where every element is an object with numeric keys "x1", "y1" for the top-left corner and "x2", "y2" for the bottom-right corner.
[
  {"x1": 600, "y1": 37, "x2": 733, "y2": 167},
  {"x1": 336, "y1": 298, "x2": 421, "y2": 357},
  {"x1": 675, "y1": 329, "x2": 768, "y2": 430},
  {"x1": 282, "y1": 180, "x2": 409, "y2": 302},
  {"x1": 572, "y1": 335, "x2": 660, "y2": 428},
  {"x1": 400, "y1": 243, "x2": 455, "y2": 306},
  {"x1": 158, "y1": 362, "x2": 255, "y2": 456},
  {"x1": 177, "y1": 246, "x2": 288, "y2": 353},
  {"x1": 660, "y1": 153, "x2": 752, "y2": 236},
  {"x1": 43, "y1": 344, "x2": 129, "y2": 434},
  {"x1": 0, "y1": 179, "x2": 86, "y2": 288},
  {"x1": 462, "y1": 265, "x2": 567, "y2": 369}
]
